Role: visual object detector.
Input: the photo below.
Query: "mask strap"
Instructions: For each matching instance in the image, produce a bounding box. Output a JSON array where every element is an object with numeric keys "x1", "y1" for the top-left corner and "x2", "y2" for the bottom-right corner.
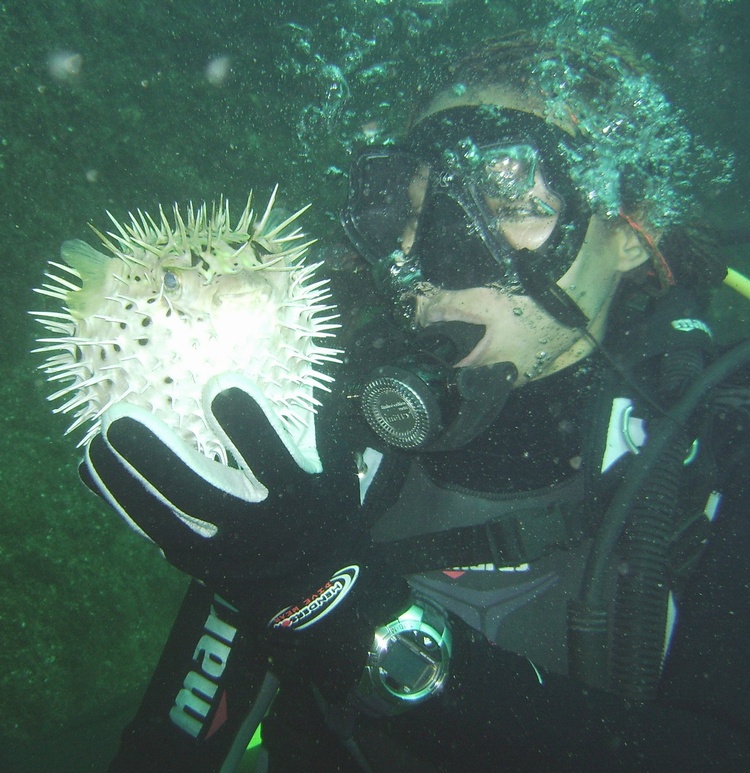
[
  {"x1": 619, "y1": 210, "x2": 675, "y2": 292},
  {"x1": 514, "y1": 249, "x2": 590, "y2": 329}
]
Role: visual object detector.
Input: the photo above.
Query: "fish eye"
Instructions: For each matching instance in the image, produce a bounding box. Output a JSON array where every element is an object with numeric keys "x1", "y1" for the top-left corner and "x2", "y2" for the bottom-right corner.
[{"x1": 163, "y1": 271, "x2": 180, "y2": 292}]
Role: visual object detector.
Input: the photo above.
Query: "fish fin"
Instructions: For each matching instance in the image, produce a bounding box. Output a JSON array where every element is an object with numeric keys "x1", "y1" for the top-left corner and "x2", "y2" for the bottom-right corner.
[{"x1": 61, "y1": 239, "x2": 112, "y2": 317}]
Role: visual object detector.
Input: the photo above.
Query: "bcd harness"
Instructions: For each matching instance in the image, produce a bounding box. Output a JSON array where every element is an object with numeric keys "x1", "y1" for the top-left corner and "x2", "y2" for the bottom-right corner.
[
  {"x1": 370, "y1": 460, "x2": 590, "y2": 574},
  {"x1": 360, "y1": 340, "x2": 725, "y2": 698}
]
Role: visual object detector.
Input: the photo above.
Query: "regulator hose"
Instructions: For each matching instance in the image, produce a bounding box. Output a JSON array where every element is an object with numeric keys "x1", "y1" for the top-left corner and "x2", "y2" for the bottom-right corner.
[
  {"x1": 609, "y1": 343, "x2": 707, "y2": 701},
  {"x1": 609, "y1": 423, "x2": 690, "y2": 701},
  {"x1": 660, "y1": 347, "x2": 705, "y2": 400},
  {"x1": 568, "y1": 336, "x2": 750, "y2": 692}
]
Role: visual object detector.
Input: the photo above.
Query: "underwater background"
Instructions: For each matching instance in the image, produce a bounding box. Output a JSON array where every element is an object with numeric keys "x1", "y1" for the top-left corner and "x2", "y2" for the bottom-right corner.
[{"x1": 0, "y1": 1, "x2": 748, "y2": 770}]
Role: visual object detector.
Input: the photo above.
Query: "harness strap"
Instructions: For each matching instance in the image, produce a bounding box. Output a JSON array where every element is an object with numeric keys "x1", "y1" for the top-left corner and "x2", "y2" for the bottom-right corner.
[{"x1": 371, "y1": 461, "x2": 590, "y2": 573}]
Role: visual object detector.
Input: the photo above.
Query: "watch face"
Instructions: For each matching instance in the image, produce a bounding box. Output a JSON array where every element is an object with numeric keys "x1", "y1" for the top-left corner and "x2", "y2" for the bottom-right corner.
[
  {"x1": 377, "y1": 629, "x2": 443, "y2": 697},
  {"x1": 370, "y1": 604, "x2": 452, "y2": 705},
  {"x1": 357, "y1": 601, "x2": 452, "y2": 716}
]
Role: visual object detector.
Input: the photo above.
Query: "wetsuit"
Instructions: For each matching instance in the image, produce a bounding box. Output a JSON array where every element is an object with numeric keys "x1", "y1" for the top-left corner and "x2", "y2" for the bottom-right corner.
[
  {"x1": 261, "y1": 320, "x2": 750, "y2": 771},
  {"x1": 105, "y1": 303, "x2": 750, "y2": 772}
]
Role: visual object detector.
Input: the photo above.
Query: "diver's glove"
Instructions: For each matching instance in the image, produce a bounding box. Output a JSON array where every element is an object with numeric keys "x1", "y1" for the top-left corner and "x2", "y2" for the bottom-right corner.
[
  {"x1": 82, "y1": 374, "x2": 356, "y2": 605},
  {"x1": 81, "y1": 374, "x2": 409, "y2": 686}
]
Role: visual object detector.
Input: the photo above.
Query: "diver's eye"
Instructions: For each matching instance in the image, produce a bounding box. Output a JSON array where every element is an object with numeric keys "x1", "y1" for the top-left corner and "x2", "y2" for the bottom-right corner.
[{"x1": 163, "y1": 271, "x2": 180, "y2": 292}]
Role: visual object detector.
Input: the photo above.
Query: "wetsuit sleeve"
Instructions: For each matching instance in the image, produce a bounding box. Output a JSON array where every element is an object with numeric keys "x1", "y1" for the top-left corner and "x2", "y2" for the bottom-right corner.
[
  {"x1": 109, "y1": 580, "x2": 276, "y2": 773},
  {"x1": 386, "y1": 500, "x2": 750, "y2": 772}
]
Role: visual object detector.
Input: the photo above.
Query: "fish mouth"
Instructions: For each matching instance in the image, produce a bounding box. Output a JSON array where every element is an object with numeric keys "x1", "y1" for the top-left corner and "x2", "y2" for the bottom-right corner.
[{"x1": 212, "y1": 285, "x2": 273, "y2": 308}]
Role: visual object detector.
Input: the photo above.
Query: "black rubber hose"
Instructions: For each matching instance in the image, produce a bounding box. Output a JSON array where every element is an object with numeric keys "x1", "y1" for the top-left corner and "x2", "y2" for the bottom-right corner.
[
  {"x1": 568, "y1": 337, "x2": 750, "y2": 688},
  {"x1": 660, "y1": 348, "x2": 705, "y2": 400},
  {"x1": 609, "y1": 346, "x2": 706, "y2": 700},
  {"x1": 609, "y1": 430, "x2": 688, "y2": 701}
]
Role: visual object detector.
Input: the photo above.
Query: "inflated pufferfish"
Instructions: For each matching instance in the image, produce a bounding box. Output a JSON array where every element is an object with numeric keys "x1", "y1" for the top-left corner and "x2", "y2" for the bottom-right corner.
[{"x1": 31, "y1": 187, "x2": 340, "y2": 472}]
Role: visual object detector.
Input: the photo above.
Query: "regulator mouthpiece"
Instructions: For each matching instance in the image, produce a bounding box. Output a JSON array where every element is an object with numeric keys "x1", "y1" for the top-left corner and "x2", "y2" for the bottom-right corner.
[{"x1": 358, "y1": 321, "x2": 518, "y2": 451}]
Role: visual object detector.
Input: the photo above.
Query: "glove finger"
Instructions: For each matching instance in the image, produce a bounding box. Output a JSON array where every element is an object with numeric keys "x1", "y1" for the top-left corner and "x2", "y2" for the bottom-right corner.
[
  {"x1": 210, "y1": 386, "x2": 316, "y2": 493},
  {"x1": 89, "y1": 413, "x2": 267, "y2": 558},
  {"x1": 102, "y1": 403, "x2": 268, "y2": 504},
  {"x1": 86, "y1": 436, "x2": 213, "y2": 578},
  {"x1": 86, "y1": 421, "x2": 308, "y2": 587},
  {"x1": 80, "y1": 438, "x2": 154, "y2": 543},
  {"x1": 82, "y1": 435, "x2": 205, "y2": 555}
]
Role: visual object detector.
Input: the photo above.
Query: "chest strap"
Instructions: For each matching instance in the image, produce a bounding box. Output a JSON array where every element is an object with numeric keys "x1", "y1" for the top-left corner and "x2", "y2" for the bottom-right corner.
[{"x1": 371, "y1": 461, "x2": 591, "y2": 573}]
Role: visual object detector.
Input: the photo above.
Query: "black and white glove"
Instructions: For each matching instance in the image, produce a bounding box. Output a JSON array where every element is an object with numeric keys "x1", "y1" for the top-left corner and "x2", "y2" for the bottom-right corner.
[{"x1": 82, "y1": 374, "x2": 408, "y2": 689}]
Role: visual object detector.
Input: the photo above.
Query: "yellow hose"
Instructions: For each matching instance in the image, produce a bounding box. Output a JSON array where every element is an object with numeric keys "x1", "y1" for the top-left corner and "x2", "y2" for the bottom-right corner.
[{"x1": 723, "y1": 267, "x2": 750, "y2": 301}]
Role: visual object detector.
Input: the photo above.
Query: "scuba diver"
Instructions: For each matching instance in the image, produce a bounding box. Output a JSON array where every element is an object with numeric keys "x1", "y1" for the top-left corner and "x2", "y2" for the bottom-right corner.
[{"x1": 83, "y1": 27, "x2": 750, "y2": 772}]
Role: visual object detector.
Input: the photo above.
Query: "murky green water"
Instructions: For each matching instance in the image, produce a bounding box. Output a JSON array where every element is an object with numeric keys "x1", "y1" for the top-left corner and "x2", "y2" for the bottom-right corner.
[{"x1": 1, "y1": 1, "x2": 748, "y2": 770}]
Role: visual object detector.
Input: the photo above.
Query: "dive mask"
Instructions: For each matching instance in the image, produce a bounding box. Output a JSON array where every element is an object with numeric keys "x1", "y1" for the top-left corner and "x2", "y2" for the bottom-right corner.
[{"x1": 342, "y1": 106, "x2": 592, "y2": 328}]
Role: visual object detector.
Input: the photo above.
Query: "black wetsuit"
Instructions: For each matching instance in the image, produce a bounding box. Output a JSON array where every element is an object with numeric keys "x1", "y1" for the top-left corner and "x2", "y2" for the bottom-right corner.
[
  {"x1": 258, "y1": 342, "x2": 750, "y2": 771},
  {"x1": 108, "y1": 307, "x2": 750, "y2": 772}
]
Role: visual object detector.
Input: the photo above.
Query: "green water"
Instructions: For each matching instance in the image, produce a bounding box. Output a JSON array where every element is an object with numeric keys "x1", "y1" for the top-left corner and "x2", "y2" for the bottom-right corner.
[{"x1": 1, "y1": 1, "x2": 749, "y2": 770}]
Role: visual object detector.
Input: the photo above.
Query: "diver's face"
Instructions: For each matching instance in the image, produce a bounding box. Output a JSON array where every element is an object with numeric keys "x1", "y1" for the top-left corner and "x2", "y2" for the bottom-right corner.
[
  {"x1": 414, "y1": 285, "x2": 577, "y2": 379},
  {"x1": 413, "y1": 215, "x2": 621, "y2": 384},
  {"x1": 409, "y1": 156, "x2": 578, "y2": 382},
  {"x1": 405, "y1": 91, "x2": 622, "y2": 384},
  {"x1": 402, "y1": 143, "x2": 574, "y2": 382}
]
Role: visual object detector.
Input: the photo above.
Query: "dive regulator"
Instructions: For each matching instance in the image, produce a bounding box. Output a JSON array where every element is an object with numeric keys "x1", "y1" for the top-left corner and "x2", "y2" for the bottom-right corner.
[{"x1": 358, "y1": 321, "x2": 517, "y2": 451}]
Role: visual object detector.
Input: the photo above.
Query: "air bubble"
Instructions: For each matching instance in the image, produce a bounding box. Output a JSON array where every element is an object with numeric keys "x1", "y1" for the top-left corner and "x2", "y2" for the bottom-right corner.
[{"x1": 531, "y1": 25, "x2": 731, "y2": 227}]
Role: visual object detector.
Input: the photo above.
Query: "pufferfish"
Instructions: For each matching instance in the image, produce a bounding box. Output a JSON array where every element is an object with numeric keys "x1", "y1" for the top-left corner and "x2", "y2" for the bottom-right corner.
[{"x1": 31, "y1": 187, "x2": 340, "y2": 468}]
